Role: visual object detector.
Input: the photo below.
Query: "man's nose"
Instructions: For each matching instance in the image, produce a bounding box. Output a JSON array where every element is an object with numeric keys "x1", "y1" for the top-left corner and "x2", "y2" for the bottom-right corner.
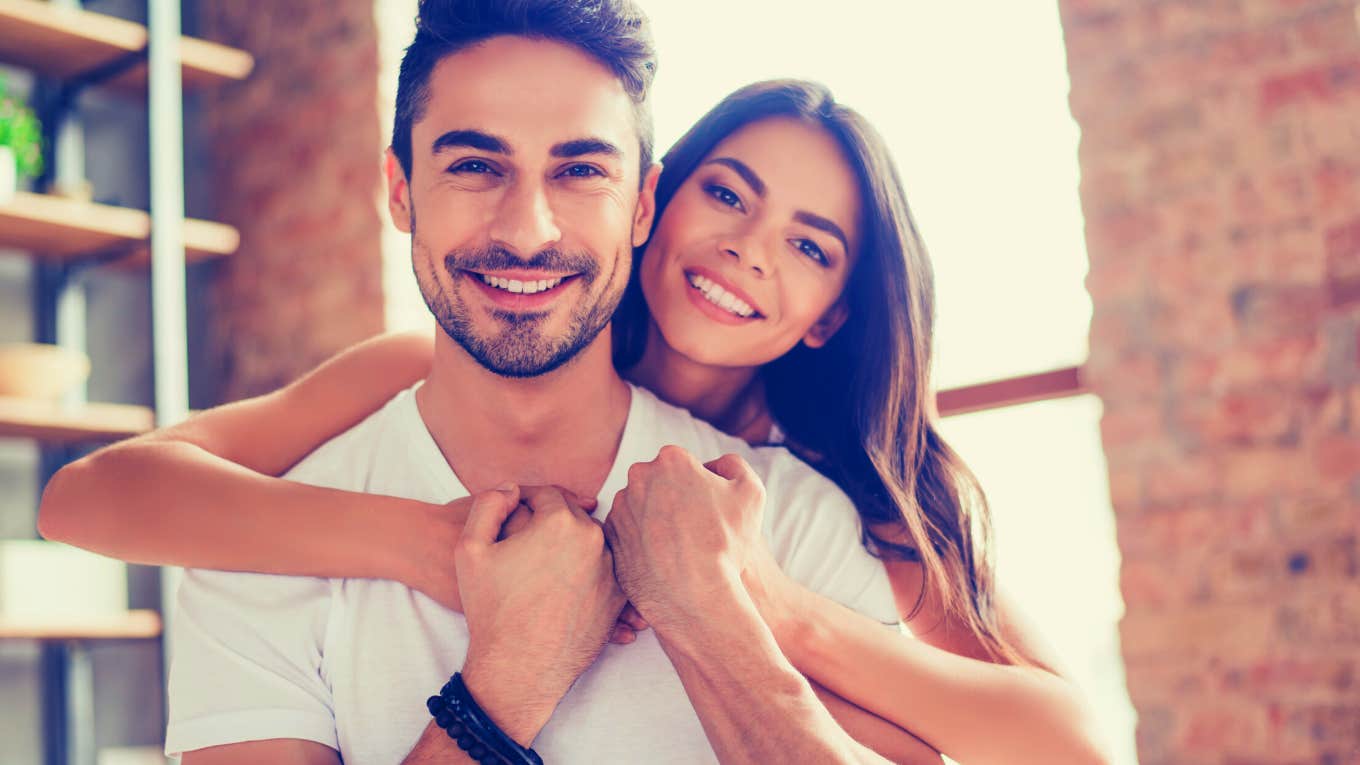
[{"x1": 489, "y1": 178, "x2": 562, "y2": 257}]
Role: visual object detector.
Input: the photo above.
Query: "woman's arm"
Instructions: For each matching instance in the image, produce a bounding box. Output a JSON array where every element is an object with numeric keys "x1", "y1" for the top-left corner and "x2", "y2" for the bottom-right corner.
[
  {"x1": 763, "y1": 559, "x2": 1112, "y2": 765},
  {"x1": 810, "y1": 679, "x2": 942, "y2": 764},
  {"x1": 36, "y1": 330, "x2": 462, "y2": 606}
]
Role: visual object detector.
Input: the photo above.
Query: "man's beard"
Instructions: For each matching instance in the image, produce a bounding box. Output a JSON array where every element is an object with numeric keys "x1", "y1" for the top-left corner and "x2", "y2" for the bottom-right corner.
[{"x1": 414, "y1": 240, "x2": 627, "y2": 378}]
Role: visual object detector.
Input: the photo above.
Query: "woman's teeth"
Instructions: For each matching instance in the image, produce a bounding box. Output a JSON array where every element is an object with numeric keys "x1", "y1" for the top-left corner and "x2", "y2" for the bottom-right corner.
[
  {"x1": 479, "y1": 274, "x2": 567, "y2": 294},
  {"x1": 686, "y1": 273, "x2": 756, "y2": 318}
]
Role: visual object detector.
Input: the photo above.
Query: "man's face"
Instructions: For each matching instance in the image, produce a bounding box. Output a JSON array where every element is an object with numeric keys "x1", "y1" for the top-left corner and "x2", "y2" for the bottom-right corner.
[{"x1": 387, "y1": 35, "x2": 658, "y2": 377}]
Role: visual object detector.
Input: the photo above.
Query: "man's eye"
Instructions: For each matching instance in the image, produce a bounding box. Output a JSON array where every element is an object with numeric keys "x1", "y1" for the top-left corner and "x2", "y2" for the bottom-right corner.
[
  {"x1": 450, "y1": 160, "x2": 495, "y2": 174},
  {"x1": 704, "y1": 184, "x2": 744, "y2": 211},
  {"x1": 561, "y1": 164, "x2": 604, "y2": 178}
]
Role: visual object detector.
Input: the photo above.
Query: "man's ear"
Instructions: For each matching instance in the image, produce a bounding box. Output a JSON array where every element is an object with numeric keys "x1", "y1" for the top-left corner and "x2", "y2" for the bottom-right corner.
[
  {"x1": 802, "y1": 301, "x2": 849, "y2": 349},
  {"x1": 632, "y1": 162, "x2": 663, "y2": 248},
  {"x1": 385, "y1": 147, "x2": 413, "y2": 234}
]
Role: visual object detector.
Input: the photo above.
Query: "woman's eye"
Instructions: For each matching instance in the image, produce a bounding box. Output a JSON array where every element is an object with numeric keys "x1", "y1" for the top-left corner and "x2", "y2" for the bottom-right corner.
[
  {"x1": 704, "y1": 184, "x2": 744, "y2": 211},
  {"x1": 795, "y1": 239, "x2": 829, "y2": 266},
  {"x1": 561, "y1": 164, "x2": 604, "y2": 178},
  {"x1": 450, "y1": 159, "x2": 496, "y2": 175}
]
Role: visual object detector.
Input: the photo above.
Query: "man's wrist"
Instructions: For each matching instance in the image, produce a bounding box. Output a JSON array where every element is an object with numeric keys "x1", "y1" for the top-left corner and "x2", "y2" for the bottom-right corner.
[
  {"x1": 460, "y1": 655, "x2": 557, "y2": 747},
  {"x1": 649, "y1": 571, "x2": 755, "y2": 650}
]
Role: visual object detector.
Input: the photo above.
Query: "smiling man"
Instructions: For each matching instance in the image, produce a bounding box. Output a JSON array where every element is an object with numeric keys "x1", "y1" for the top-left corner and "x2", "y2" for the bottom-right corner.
[{"x1": 162, "y1": 2, "x2": 907, "y2": 764}]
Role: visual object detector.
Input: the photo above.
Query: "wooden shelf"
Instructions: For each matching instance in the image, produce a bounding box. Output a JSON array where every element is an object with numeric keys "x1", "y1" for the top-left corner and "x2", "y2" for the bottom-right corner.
[
  {"x1": 0, "y1": 0, "x2": 253, "y2": 92},
  {"x1": 0, "y1": 609, "x2": 161, "y2": 641},
  {"x1": 0, "y1": 396, "x2": 152, "y2": 444},
  {"x1": 0, "y1": 191, "x2": 239, "y2": 265}
]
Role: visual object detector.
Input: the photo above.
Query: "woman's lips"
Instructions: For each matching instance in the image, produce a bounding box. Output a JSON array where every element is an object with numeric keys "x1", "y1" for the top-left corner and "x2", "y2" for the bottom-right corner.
[{"x1": 681, "y1": 267, "x2": 764, "y2": 325}]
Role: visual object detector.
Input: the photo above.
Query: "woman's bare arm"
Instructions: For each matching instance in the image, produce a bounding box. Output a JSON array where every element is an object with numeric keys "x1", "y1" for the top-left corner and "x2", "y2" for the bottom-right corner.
[
  {"x1": 769, "y1": 559, "x2": 1112, "y2": 765},
  {"x1": 36, "y1": 330, "x2": 464, "y2": 606}
]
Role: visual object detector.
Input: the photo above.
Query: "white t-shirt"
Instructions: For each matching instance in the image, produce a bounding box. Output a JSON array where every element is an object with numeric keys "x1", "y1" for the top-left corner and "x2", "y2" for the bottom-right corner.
[{"x1": 165, "y1": 384, "x2": 897, "y2": 764}]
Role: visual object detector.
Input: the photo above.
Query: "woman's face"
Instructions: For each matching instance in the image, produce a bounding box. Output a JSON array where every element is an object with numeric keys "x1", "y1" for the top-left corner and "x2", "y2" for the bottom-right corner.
[{"x1": 639, "y1": 117, "x2": 862, "y2": 369}]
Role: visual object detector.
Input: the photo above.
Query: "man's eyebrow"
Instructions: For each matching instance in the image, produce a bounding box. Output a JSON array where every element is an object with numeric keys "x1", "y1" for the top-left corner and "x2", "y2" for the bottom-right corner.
[
  {"x1": 432, "y1": 130, "x2": 510, "y2": 155},
  {"x1": 551, "y1": 138, "x2": 623, "y2": 159},
  {"x1": 795, "y1": 211, "x2": 851, "y2": 254},
  {"x1": 703, "y1": 157, "x2": 766, "y2": 198}
]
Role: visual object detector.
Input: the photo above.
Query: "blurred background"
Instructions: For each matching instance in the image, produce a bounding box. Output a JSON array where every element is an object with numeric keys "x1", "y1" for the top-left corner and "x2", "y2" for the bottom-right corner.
[{"x1": 0, "y1": 0, "x2": 1356, "y2": 763}]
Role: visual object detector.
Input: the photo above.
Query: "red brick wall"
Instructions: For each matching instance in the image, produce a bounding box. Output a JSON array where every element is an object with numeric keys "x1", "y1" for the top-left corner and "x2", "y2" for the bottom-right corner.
[
  {"x1": 1061, "y1": 1, "x2": 1360, "y2": 763},
  {"x1": 199, "y1": 0, "x2": 386, "y2": 400}
]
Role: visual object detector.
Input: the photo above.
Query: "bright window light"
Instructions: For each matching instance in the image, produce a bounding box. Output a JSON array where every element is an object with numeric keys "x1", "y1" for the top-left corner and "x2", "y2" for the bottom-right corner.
[{"x1": 376, "y1": 3, "x2": 1131, "y2": 762}]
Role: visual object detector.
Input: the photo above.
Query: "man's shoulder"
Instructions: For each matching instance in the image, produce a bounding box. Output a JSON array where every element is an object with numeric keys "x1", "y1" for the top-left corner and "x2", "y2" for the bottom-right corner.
[
  {"x1": 627, "y1": 386, "x2": 854, "y2": 515},
  {"x1": 282, "y1": 384, "x2": 423, "y2": 490},
  {"x1": 628, "y1": 385, "x2": 752, "y2": 459}
]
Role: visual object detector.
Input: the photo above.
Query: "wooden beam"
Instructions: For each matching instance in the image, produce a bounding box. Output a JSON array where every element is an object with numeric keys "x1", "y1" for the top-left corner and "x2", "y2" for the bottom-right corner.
[{"x1": 937, "y1": 366, "x2": 1087, "y2": 417}]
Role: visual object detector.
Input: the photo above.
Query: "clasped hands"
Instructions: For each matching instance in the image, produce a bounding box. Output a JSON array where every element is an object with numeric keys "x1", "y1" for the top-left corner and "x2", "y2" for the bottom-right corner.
[{"x1": 454, "y1": 446, "x2": 790, "y2": 714}]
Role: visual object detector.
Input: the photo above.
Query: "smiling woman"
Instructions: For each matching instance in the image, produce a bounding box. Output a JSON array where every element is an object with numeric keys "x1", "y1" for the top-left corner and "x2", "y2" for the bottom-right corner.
[{"x1": 637, "y1": 117, "x2": 857, "y2": 361}]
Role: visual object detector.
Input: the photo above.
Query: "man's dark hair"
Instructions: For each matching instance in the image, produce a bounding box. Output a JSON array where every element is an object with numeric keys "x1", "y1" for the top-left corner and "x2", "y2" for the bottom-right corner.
[{"x1": 392, "y1": 0, "x2": 657, "y2": 182}]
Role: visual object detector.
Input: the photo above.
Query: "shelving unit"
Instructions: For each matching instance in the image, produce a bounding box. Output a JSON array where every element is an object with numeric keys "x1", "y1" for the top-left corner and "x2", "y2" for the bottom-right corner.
[
  {"x1": 0, "y1": 396, "x2": 153, "y2": 443},
  {"x1": 0, "y1": 190, "x2": 239, "y2": 265},
  {"x1": 0, "y1": 0, "x2": 251, "y2": 92},
  {"x1": 0, "y1": 610, "x2": 161, "y2": 641},
  {"x1": 0, "y1": 1, "x2": 252, "y2": 762}
]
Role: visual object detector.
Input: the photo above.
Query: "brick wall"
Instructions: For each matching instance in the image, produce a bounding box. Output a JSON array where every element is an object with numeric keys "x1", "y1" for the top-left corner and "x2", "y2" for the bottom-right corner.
[
  {"x1": 1060, "y1": 1, "x2": 1360, "y2": 762},
  {"x1": 198, "y1": 0, "x2": 386, "y2": 401}
]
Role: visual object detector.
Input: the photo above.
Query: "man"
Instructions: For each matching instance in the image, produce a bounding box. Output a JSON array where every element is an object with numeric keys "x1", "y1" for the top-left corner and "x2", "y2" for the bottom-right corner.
[{"x1": 165, "y1": 2, "x2": 910, "y2": 763}]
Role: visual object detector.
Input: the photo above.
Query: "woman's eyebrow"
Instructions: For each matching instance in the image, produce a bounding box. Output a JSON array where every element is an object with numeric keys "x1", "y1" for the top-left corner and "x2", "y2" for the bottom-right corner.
[
  {"x1": 703, "y1": 157, "x2": 766, "y2": 198},
  {"x1": 794, "y1": 211, "x2": 849, "y2": 253}
]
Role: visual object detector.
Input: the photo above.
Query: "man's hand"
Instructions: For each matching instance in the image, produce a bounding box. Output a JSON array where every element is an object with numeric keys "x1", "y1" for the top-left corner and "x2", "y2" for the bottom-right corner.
[
  {"x1": 455, "y1": 484, "x2": 627, "y2": 745},
  {"x1": 603, "y1": 447, "x2": 770, "y2": 636},
  {"x1": 493, "y1": 488, "x2": 646, "y2": 645}
]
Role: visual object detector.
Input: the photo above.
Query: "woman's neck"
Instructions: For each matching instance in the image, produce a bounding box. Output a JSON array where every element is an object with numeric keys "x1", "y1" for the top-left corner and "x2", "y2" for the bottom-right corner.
[{"x1": 626, "y1": 320, "x2": 775, "y2": 443}]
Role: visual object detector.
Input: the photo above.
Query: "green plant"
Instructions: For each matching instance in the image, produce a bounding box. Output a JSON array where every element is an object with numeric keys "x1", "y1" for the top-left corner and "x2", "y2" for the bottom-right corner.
[{"x1": 0, "y1": 74, "x2": 44, "y2": 179}]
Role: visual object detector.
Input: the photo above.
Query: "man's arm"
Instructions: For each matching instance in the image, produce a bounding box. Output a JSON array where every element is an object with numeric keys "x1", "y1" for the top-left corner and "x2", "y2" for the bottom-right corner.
[
  {"x1": 182, "y1": 739, "x2": 341, "y2": 765},
  {"x1": 395, "y1": 485, "x2": 626, "y2": 763},
  {"x1": 652, "y1": 576, "x2": 892, "y2": 764},
  {"x1": 604, "y1": 448, "x2": 900, "y2": 764}
]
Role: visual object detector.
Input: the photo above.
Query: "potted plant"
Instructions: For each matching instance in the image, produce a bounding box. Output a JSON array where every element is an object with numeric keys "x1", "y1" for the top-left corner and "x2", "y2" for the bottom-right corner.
[{"x1": 0, "y1": 74, "x2": 44, "y2": 205}]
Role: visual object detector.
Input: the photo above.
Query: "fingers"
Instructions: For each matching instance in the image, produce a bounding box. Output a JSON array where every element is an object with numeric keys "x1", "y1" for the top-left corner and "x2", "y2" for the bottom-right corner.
[
  {"x1": 461, "y1": 484, "x2": 521, "y2": 550},
  {"x1": 703, "y1": 453, "x2": 758, "y2": 484},
  {"x1": 518, "y1": 484, "x2": 575, "y2": 518},
  {"x1": 496, "y1": 503, "x2": 533, "y2": 541},
  {"x1": 557, "y1": 486, "x2": 599, "y2": 513},
  {"x1": 618, "y1": 603, "x2": 648, "y2": 632},
  {"x1": 608, "y1": 623, "x2": 637, "y2": 645}
]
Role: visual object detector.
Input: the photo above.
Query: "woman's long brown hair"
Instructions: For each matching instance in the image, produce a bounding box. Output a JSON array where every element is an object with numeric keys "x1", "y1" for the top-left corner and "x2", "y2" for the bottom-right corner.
[{"x1": 614, "y1": 79, "x2": 1025, "y2": 664}]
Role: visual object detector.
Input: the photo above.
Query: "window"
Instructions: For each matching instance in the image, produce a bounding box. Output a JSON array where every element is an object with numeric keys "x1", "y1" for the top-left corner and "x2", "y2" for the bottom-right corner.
[{"x1": 376, "y1": 3, "x2": 1134, "y2": 761}]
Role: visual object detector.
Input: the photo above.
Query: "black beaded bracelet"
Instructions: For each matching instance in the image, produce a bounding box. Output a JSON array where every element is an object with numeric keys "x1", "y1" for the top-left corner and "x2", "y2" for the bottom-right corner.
[{"x1": 425, "y1": 672, "x2": 543, "y2": 765}]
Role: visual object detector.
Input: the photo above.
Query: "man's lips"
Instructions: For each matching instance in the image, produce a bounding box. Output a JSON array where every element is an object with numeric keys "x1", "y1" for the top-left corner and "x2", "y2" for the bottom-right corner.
[{"x1": 461, "y1": 268, "x2": 582, "y2": 309}]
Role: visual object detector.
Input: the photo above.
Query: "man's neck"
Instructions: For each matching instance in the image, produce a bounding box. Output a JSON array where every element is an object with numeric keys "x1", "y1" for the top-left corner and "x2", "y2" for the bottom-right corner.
[{"x1": 415, "y1": 327, "x2": 632, "y2": 499}]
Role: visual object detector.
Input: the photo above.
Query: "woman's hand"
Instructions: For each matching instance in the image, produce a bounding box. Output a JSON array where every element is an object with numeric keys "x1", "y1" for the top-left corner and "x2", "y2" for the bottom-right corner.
[{"x1": 399, "y1": 495, "x2": 479, "y2": 612}]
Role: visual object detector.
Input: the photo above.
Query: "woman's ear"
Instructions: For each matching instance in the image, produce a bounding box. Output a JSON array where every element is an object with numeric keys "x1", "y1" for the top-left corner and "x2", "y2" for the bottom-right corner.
[{"x1": 803, "y1": 301, "x2": 849, "y2": 349}]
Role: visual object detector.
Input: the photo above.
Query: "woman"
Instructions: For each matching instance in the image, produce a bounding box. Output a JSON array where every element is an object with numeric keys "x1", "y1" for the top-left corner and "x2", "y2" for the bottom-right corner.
[{"x1": 40, "y1": 80, "x2": 1110, "y2": 765}]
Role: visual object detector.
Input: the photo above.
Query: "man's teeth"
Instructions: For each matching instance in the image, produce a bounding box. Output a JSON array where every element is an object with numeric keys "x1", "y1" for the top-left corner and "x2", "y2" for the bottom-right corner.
[
  {"x1": 478, "y1": 274, "x2": 567, "y2": 294},
  {"x1": 686, "y1": 273, "x2": 756, "y2": 318}
]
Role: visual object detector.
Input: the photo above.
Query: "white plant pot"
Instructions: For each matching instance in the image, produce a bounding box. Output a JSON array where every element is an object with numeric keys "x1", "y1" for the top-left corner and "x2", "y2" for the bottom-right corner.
[{"x1": 0, "y1": 145, "x2": 14, "y2": 205}]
